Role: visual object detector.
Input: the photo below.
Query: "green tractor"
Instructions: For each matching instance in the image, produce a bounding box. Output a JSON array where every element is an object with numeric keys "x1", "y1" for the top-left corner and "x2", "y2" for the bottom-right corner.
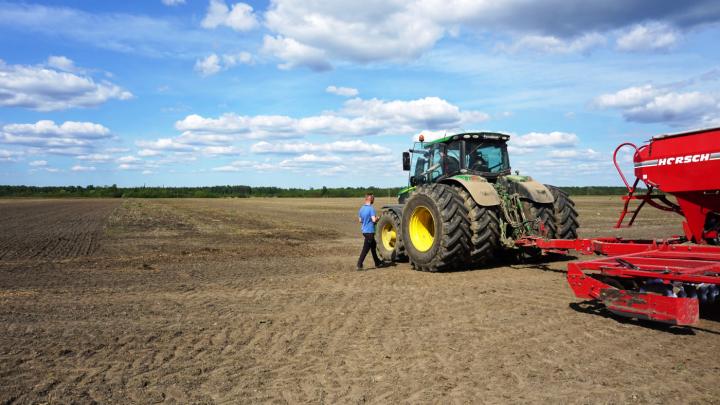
[{"x1": 375, "y1": 132, "x2": 579, "y2": 272}]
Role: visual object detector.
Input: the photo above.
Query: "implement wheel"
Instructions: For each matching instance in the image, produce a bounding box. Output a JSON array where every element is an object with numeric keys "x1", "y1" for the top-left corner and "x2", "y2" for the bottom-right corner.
[
  {"x1": 402, "y1": 184, "x2": 471, "y2": 272},
  {"x1": 375, "y1": 209, "x2": 406, "y2": 262}
]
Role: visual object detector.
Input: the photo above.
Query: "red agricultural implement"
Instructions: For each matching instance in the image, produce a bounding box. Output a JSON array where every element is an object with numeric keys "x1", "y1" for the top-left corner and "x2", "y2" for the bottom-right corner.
[{"x1": 525, "y1": 127, "x2": 720, "y2": 326}]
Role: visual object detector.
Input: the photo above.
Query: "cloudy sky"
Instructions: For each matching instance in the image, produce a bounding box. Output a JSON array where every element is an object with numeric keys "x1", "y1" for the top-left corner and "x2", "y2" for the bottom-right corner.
[{"x1": 1, "y1": 0, "x2": 719, "y2": 187}]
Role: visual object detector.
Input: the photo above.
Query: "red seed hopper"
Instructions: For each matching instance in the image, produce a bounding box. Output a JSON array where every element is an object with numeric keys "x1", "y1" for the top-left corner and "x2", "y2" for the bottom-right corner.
[{"x1": 562, "y1": 127, "x2": 720, "y2": 325}]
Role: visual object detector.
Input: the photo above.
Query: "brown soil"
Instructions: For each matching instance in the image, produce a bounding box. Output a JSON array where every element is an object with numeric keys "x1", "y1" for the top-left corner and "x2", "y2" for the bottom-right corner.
[{"x1": 1, "y1": 197, "x2": 718, "y2": 404}]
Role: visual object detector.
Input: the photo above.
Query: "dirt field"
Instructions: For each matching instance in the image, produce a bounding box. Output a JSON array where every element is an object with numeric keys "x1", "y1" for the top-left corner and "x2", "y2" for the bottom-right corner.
[{"x1": 1, "y1": 196, "x2": 719, "y2": 404}]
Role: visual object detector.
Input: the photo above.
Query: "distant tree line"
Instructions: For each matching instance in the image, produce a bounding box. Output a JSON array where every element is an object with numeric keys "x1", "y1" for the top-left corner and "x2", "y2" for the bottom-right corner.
[
  {"x1": 558, "y1": 186, "x2": 646, "y2": 196},
  {"x1": 0, "y1": 185, "x2": 639, "y2": 198},
  {"x1": 0, "y1": 185, "x2": 405, "y2": 198}
]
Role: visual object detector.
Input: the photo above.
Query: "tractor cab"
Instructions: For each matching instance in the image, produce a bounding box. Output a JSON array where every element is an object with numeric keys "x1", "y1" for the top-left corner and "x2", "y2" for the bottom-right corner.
[{"x1": 402, "y1": 132, "x2": 511, "y2": 186}]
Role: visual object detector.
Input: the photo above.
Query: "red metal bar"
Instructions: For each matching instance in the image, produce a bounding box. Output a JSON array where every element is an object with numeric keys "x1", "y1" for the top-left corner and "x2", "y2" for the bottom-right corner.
[{"x1": 567, "y1": 264, "x2": 700, "y2": 325}]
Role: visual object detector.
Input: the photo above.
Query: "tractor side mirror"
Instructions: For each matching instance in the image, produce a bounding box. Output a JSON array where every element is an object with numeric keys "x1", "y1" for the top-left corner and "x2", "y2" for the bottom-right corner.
[
  {"x1": 402, "y1": 151, "x2": 411, "y2": 171},
  {"x1": 409, "y1": 176, "x2": 418, "y2": 186}
]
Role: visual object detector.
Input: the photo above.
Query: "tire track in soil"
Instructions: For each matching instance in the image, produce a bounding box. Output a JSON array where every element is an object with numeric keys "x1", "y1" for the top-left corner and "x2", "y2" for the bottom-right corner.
[{"x1": 0, "y1": 199, "x2": 119, "y2": 262}]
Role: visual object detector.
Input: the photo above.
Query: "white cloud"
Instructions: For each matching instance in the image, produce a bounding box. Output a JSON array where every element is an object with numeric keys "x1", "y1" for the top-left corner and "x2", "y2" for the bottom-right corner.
[
  {"x1": 137, "y1": 149, "x2": 161, "y2": 157},
  {"x1": 279, "y1": 154, "x2": 342, "y2": 168},
  {"x1": 617, "y1": 22, "x2": 679, "y2": 52},
  {"x1": 251, "y1": 140, "x2": 390, "y2": 155},
  {"x1": 71, "y1": 165, "x2": 96, "y2": 172},
  {"x1": 3, "y1": 120, "x2": 110, "y2": 139},
  {"x1": 498, "y1": 33, "x2": 606, "y2": 54},
  {"x1": 202, "y1": 146, "x2": 240, "y2": 155},
  {"x1": 29, "y1": 160, "x2": 47, "y2": 167},
  {"x1": 201, "y1": 0, "x2": 258, "y2": 32},
  {"x1": 194, "y1": 52, "x2": 253, "y2": 76},
  {"x1": 136, "y1": 138, "x2": 193, "y2": 151},
  {"x1": 211, "y1": 160, "x2": 257, "y2": 172},
  {"x1": 0, "y1": 149, "x2": 23, "y2": 162},
  {"x1": 326, "y1": 85, "x2": 359, "y2": 97},
  {"x1": 77, "y1": 153, "x2": 112, "y2": 162},
  {"x1": 548, "y1": 148, "x2": 601, "y2": 159},
  {"x1": 510, "y1": 131, "x2": 579, "y2": 148},
  {"x1": 116, "y1": 155, "x2": 140, "y2": 163},
  {"x1": 46, "y1": 56, "x2": 81, "y2": 73},
  {"x1": 261, "y1": 0, "x2": 716, "y2": 67},
  {"x1": 171, "y1": 96, "x2": 487, "y2": 143},
  {"x1": 136, "y1": 95, "x2": 486, "y2": 164},
  {"x1": 1, "y1": 120, "x2": 112, "y2": 153},
  {"x1": 595, "y1": 84, "x2": 720, "y2": 125},
  {"x1": 262, "y1": 35, "x2": 332, "y2": 71},
  {"x1": 264, "y1": 1, "x2": 443, "y2": 69},
  {"x1": 161, "y1": 0, "x2": 185, "y2": 6},
  {"x1": 194, "y1": 54, "x2": 221, "y2": 76},
  {"x1": 0, "y1": 59, "x2": 132, "y2": 111}
]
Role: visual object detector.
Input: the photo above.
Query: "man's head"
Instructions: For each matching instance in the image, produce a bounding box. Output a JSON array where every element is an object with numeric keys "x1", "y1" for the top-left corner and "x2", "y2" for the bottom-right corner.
[{"x1": 365, "y1": 193, "x2": 375, "y2": 204}]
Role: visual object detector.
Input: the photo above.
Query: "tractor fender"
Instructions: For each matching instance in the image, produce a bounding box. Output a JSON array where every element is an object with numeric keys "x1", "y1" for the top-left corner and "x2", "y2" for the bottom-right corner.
[
  {"x1": 511, "y1": 178, "x2": 554, "y2": 204},
  {"x1": 442, "y1": 176, "x2": 500, "y2": 206}
]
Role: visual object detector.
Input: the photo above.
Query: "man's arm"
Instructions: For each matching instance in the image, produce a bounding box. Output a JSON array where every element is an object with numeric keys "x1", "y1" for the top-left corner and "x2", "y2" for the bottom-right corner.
[{"x1": 371, "y1": 207, "x2": 378, "y2": 223}]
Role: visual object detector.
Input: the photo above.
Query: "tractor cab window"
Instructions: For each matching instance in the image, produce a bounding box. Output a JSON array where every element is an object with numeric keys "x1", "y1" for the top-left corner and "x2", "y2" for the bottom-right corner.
[
  {"x1": 409, "y1": 142, "x2": 451, "y2": 185},
  {"x1": 409, "y1": 144, "x2": 429, "y2": 185},
  {"x1": 465, "y1": 142, "x2": 509, "y2": 174},
  {"x1": 445, "y1": 142, "x2": 461, "y2": 175},
  {"x1": 428, "y1": 144, "x2": 444, "y2": 182}
]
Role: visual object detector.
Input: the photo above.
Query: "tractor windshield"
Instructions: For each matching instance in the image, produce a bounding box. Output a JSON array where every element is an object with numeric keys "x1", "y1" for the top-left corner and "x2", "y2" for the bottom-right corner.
[{"x1": 464, "y1": 141, "x2": 510, "y2": 175}]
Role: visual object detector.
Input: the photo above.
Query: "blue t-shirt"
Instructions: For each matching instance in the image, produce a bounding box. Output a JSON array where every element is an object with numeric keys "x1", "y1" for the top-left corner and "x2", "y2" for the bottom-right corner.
[{"x1": 358, "y1": 204, "x2": 376, "y2": 234}]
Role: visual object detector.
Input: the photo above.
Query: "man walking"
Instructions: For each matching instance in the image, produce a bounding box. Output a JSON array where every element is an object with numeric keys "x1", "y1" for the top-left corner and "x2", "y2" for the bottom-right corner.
[{"x1": 357, "y1": 193, "x2": 387, "y2": 270}]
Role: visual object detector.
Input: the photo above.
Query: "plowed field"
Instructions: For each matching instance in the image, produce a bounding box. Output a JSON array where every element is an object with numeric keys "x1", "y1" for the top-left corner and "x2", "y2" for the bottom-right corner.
[{"x1": 1, "y1": 197, "x2": 718, "y2": 404}]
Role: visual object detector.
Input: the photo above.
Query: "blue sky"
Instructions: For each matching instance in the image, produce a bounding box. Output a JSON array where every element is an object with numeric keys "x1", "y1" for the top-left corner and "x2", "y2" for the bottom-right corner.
[{"x1": 1, "y1": 0, "x2": 719, "y2": 188}]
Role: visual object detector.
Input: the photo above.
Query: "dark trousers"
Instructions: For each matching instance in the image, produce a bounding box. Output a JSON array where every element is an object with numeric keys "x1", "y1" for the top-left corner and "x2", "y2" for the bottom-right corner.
[{"x1": 357, "y1": 233, "x2": 381, "y2": 267}]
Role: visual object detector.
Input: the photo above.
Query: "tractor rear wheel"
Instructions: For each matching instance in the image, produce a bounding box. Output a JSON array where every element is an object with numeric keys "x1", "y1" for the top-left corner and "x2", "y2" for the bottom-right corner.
[
  {"x1": 455, "y1": 186, "x2": 500, "y2": 265},
  {"x1": 546, "y1": 185, "x2": 579, "y2": 239},
  {"x1": 375, "y1": 209, "x2": 406, "y2": 261},
  {"x1": 523, "y1": 200, "x2": 556, "y2": 237},
  {"x1": 402, "y1": 184, "x2": 471, "y2": 272}
]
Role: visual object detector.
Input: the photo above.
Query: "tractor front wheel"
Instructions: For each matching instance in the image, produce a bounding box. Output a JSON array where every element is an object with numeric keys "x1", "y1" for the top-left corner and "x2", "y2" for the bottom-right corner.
[{"x1": 375, "y1": 209, "x2": 406, "y2": 261}]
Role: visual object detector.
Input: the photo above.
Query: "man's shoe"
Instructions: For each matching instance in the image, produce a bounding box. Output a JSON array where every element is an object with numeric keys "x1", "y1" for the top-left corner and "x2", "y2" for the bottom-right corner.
[
  {"x1": 356, "y1": 265, "x2": 364, "y2": 271},
  {"x1": 375, "y1": 261, "x2": 390, "y2": 268}
]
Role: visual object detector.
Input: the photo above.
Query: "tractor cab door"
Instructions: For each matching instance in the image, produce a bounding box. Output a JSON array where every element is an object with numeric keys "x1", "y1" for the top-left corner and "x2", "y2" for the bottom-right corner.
[
  {"x1": 410, "y1": 143, "x2": 444, "y2": 185},
  {"x1": 409, "y1": 142, "x2": 461, "y2": 185}
]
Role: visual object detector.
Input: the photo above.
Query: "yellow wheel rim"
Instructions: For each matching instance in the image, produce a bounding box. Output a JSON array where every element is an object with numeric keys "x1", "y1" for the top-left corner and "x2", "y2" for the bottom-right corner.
[
  {"x1": 381, "y1": 222, "x2": 396, "y2": 251},
  {"x1": 408, "y1": 206, "x2": 435, "y2": 252}
]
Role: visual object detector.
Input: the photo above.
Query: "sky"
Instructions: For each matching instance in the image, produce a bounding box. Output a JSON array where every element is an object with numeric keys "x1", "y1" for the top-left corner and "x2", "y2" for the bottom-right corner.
[{"x1": 1, "y1": 0, "x2": 719, "y2": 188}]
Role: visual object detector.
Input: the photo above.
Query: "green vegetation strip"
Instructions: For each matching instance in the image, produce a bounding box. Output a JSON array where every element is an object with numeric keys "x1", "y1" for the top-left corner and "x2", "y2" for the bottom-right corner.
[{"x1": 0, "y1": 185, "x2": 649, "y2": 198}]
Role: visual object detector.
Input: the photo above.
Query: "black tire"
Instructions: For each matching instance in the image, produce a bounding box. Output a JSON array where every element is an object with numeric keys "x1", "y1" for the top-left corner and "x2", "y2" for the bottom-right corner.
[
  {"x1": 545, "y1": 185, "x2": 579, "y2": 239},
  {"x1": 402, "y1": 184, "x2": 471, "y2": 272},
  {"x1": 375, "y1": 209, "x2": 406, "y2": 262},
  {"x1": 523, "y1": 200, "x2": 557, "y2": 238},
  {"x1": 455, "y1": 186, "x2": 500, "y2": 265}
]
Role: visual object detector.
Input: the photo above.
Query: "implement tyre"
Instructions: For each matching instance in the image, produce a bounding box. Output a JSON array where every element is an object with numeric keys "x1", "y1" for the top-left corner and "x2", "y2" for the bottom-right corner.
[
  {"x1": 546, "y1": 185, "x2": 579, "y2": 239},
  {"x1": 402, "y1": 184, "x2": 471, "y2": 272},
  {"x1": 375, "y1": 209, "x2": 406, "y2": 262}
]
